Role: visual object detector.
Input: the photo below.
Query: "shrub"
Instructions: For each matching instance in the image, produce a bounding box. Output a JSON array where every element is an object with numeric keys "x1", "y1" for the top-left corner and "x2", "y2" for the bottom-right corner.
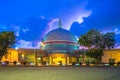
[{"x1": 13, "y1": 61, "x2": 17, "y2": 65}]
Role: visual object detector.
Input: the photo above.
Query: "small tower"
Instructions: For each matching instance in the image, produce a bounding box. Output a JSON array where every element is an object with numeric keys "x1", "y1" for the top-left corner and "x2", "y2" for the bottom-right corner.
[{"x1": 58, "y1": 19, "x2": 62, "y2": 28}]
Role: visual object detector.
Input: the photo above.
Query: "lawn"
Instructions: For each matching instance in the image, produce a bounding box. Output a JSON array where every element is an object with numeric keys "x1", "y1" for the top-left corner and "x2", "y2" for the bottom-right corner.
[{"x1": 0, "y1": 66, "x2": 120, "y2": 80}]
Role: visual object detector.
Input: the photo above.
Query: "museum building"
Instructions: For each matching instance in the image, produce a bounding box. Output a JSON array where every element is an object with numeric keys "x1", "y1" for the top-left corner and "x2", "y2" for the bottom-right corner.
[
  {"x1": 41, "y1": 25, "x2": 79, "y2": 65},
  {"x1": 1, "y1": 20, "x2": 80, "y2": 65},
  {"x1": 1, "y1": 20, "x2": 120, "y2": 65}
]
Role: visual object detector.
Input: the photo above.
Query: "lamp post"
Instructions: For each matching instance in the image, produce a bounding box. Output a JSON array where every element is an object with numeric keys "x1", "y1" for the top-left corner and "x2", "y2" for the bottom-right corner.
[
  {"x1": 40, "y1": 42, "x2": 45, "y2": 64},
  {"x1": 35, "y1": 42, "x2": 38, "y2": 65},
  {"x1": 35, "y1": 49, "x2": 37, "y2": 65},
  {"x1": 21, "y1": 54, "x2": 24, "y2": 60}
]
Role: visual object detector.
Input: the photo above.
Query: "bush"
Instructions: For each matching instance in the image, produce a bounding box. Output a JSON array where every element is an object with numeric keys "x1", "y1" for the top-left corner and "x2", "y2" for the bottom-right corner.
[
  {"x1": 13, "y1": 61, "x2": 17, "y2": 65},
  {"x1": 109, "y1": 59, "x2": 115, "y2": 66},
  {"x1": 117, "y1": 61, "x2": 120, "y2": 66},
  {"x1": 72, "y1": 62, "x2": 75, "y2": 66},
  {"x1": 21, "y1": 61, "x2": 28, "y2": 65},
  {"x1": 5, "y1": 61, "x2": 9, "y2": 64}
]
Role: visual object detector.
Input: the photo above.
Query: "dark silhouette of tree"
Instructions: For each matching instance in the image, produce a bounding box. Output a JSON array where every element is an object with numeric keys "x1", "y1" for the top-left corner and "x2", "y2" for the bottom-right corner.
[
  {"x1": 0, "y1": 31, "x2": 16, "y2": 61},
  {"x1": 78, "y1": 29, "x2": 115, "y2": 63},
  {"x1": 103, "y1": 32, "x2": 115, "y2": 49}
]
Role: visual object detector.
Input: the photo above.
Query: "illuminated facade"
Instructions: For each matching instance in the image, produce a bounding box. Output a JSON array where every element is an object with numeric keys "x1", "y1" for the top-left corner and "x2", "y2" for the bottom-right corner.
[
  {"x1": 102, "y1": 49, "x2": 120, "y2": 63},
  {"x1": 1, "y1": 49, "x2": 18, "y2": 63},
  {"x1": 41, "y1": 27, "x2": 79, "y2": 65},
  {"x1": 1, "y1": 20, "x2": 80, "y2": 65},
  {"x1": 1, "y1": 20, "x2": 120, "y2": 65},
  {"x1": 2, "y1": 48, "x2": 120, "y2": 65}
]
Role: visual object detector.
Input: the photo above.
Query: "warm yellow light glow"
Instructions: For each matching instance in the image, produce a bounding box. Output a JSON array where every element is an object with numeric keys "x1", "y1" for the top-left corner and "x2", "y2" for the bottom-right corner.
[
  {"x1": 40, "y1": 42, "x2": 45, "y2": 48},
  {"x1": 21, "y1": 54, "x2": 24, "y2": 58},
  {"x1": 102, "y1": 50, "x2": 120, "y2": 63},
  {"x1": 1, "y1": 49, "x2": 18, "y2": 62},
  {"x1": 52, "y1": 57, "x2": 66, "y2": 65}
]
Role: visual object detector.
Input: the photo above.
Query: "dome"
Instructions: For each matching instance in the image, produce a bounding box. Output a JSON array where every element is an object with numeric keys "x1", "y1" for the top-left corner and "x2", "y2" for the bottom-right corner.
[
  {"x1": 42, "y1": 27, "x2": 79, "y2": 53},
  {"x1": 43, "y1": 27, "x2": 77, "y2": 42}
]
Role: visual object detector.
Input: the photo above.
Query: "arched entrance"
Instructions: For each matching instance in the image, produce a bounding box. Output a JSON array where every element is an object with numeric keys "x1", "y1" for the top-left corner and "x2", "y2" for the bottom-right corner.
[{"x1": 49, "y1": 53, "x2": 68, "y2": 65}]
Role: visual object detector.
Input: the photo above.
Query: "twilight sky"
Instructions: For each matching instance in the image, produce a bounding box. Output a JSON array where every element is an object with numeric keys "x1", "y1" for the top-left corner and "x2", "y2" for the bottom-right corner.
[{"x1": 0, "y1": 0, "x2": 120, "y2": 49}]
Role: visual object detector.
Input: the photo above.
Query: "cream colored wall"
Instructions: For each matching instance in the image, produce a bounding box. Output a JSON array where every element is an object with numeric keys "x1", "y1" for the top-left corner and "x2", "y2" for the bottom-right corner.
[
  {"x1": 102, "y1": 49, "x2": 120, "y2": 63},
  {"x1": 1, "y1": 49, "x2": 18, "y2": 62}
]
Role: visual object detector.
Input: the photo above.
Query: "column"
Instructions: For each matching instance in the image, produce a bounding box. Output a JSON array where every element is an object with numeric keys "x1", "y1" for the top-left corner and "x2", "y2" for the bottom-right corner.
[
  {"x1": 67, "y1": 57, "x2": 69, "y2": 65},
  {"x1": 49, "y1": 56, "x2": 52, "y2": 65}
]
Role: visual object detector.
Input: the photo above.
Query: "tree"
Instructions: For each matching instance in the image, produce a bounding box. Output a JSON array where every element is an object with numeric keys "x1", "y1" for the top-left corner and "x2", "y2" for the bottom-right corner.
[
  {"x1": 0, "y1": 31, "x2": 16, "y2": 61},
  {"x1": 78, "y1": 29, "x2": 115, "y2": 63},
  {"x1": 103, "y1": 32, "x2": 115, "y2": 49},
  {"x1": 78, "y1": 29, "x2": 103, "y2": 49},
  {"x1": 86, "y1": 48, "x2": 103, "y2": 63}
]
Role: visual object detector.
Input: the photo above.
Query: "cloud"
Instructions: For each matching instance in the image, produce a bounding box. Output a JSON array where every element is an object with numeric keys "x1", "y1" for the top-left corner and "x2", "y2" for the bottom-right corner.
[
  {"x1": 69, "y1": 0, "x2": 120, "y2": 34},
  {"x1": 0, "y1": 16, "x2": 60, "y2": 48},
  {"x1": 62, "y1": 1, "x2": 91, "y2": 30},
  {"x1": 47, "y1": 18, "x2": 59, "y2": 31},
  {"x1": 0, "y1": 24, "x2": 21, "y2": 37},
  {"x1": 114, "y1": 28, "x2": 120, "y2": 35},
  {"x1": 115, "y1": 43, "x2": 120, "y2": 49},
  {"x1": 82, "y1": 0, "x2": 120, "y2": 29},
  {"x1": 66, "y1": 10, "x2": 91, "y2": 30},
  {"x1": 15, "y1": 31, "x2": 19, "y2": 37},
  {"x1": 70, "y1": 22, "x2": 88, "y2": 37},
  {"x1": 16, "y1": 39, "x2": 42, "y2": 49},
  {"x1": 14, "y1": 17, "x2": 50, "y2": 41},
  {"x1": 16, "y1": 40, "x2": 35, "y2": 49},
  {"x1": 22, "y1": 28, "x2": 29, "y2": 33},
  {"x1": 10, "y1": 25, "x2": 21, "y2": 37},
  {"x1": 40, "y1": 15, "x2": 45, "y2": 19},
  {"x1": 101, "y1": 28, "x2": 120, "y2": 35},
  {"x1": 0, "y1": 0, "x2": 120, "y2": 49},
  {"x1": 0, "y1": 25, "x2": 7, "y2": 31},
  {"x1": 69, "y1": 0, "x2": 120, "y2": 49}
]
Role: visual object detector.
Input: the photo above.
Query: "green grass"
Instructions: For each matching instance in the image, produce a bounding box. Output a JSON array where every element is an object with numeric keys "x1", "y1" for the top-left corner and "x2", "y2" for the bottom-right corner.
[{"x1": 0, "y1": 66, "x2": 120, "y2": 80}]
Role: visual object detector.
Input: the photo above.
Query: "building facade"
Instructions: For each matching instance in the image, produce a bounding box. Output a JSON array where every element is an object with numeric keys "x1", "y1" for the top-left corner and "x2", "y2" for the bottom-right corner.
[
  {"x1": 102, "y1": 49, "x2": 120, "y2": 63},
  {"x1": 41, "y1": 27, "x2": 79, "y2": 65},
  {"x1": 1, "y1": 20, "x2": 120, "y2": 65},
  {"x1": 1, "y1": 23, "x2": 80, "y2": 65},
  {"x1": 2, "y1": 48, "x2": 120, "y2": 65}
]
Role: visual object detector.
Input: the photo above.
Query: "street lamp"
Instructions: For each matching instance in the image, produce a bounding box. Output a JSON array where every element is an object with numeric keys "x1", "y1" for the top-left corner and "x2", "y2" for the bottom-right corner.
[
  {"x1": 40, "y1": 42, "x2": 45, "y2": 49},
  {"x1": 21, "y1": 54, "x2": 24, "y2": 60},
  {"x1": 35, "y1": 42, "x2": 45, "y2": 65},
  {"x1": 35, "y1": 42, "x2": 38, "y2": 65}
]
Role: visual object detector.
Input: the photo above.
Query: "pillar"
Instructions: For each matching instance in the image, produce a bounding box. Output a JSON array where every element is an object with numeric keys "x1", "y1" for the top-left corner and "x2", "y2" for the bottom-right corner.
[
  {"x1": 49, "y1": 56, "x2": 52, "y2": 65},
  {"x1": 67, "y1": 56, "x2": 69, "y2": 65}
]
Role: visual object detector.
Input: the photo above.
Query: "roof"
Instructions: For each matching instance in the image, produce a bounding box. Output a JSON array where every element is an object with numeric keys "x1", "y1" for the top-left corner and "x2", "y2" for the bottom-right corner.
[{"x1": 43, "y1": 27, "x2": 77, "y2": 42}]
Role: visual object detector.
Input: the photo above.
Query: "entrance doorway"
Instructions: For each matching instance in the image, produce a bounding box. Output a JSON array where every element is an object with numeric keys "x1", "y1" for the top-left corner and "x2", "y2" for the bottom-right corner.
[
  {"x1": 50, "y1": 53, "x2": 68, "y2": 65},
  {"x1": 52, "y1": 57, "x2": 66, "y2": 65}
]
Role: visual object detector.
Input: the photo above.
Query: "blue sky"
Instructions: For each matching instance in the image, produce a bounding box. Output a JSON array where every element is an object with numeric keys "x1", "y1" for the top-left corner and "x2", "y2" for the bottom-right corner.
[{"x1": 0, "y1": 0, "x2": 120, "y2": 48}]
